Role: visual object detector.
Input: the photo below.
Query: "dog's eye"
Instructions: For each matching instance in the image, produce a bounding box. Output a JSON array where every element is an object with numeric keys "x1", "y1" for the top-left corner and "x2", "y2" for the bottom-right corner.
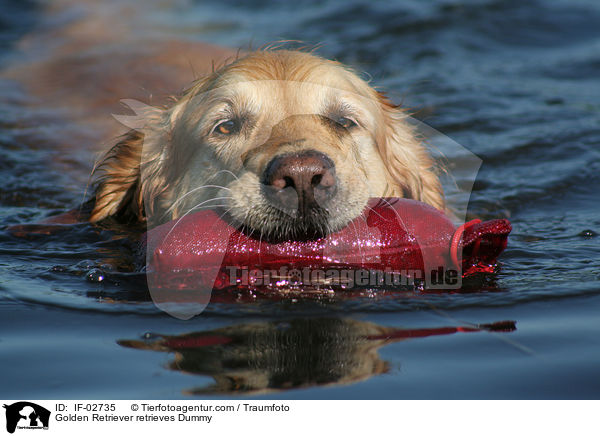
[
  {"x1": 214, "y1": 120, "x2": 238, "y2": 135},
  {"x1": 336, "y1": 117, "x2": 357, "y2": 129}
]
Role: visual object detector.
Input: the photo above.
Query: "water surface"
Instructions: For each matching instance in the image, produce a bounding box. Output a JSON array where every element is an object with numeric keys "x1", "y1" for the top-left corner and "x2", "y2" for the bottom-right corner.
[{"x1": 1, "y1": 0, "x2": 599, "y2": 398}]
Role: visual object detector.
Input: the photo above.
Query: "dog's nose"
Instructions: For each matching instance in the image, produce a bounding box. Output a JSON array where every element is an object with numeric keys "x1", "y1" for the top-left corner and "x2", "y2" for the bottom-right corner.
[{"x1": 262, "y1": 151, "x2": 337, "y2": 214}]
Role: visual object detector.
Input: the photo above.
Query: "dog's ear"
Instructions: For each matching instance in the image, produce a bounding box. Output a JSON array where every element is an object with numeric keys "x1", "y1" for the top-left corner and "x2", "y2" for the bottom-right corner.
[
  {"x1": 89, "y1": 129, "x2": 146, "y2": 222},
  {"x1": 375, "y1": 93, "x2": 444, "y2": 210},
  {"x1": 90, "y1": 99, "x2": 175, "y2": 224}
]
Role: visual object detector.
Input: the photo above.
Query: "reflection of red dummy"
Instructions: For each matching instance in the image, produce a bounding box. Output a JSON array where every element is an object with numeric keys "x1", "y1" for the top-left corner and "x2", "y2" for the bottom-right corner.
[{"x1": 155, "y1": 320, "x2": 516, "y2": 350}]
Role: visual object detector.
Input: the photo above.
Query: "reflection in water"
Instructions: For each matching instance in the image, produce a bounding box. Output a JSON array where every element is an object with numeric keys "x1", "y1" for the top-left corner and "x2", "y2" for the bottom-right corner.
[{"x1": 118, "y1": 318, "x2": 515, "y2": 395}]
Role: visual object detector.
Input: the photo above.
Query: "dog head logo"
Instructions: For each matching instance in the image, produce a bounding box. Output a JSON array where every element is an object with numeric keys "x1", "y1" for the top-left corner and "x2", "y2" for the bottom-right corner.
[{"x1": 3, "y1": 402, "x2": 50, "y2": 434}]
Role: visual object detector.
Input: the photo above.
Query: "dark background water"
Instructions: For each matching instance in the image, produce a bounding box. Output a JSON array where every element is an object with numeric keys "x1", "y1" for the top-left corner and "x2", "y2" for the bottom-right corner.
[{"x1": 0, "y1": 0, "x2": 599, "y2": 398}]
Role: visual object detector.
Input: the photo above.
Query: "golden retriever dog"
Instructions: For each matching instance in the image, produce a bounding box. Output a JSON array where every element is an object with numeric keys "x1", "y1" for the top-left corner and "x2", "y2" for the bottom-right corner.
[{"x1": 89, "y1": 49, "x2": 444, "y2": 240}]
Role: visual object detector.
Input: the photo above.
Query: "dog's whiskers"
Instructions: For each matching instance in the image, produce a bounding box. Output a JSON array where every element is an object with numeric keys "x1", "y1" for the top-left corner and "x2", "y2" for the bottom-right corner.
[
  {"x1": 348, "y1": 217, "x2": 364, "y2": 263},
  {"x1": 205, "y1": 169, "x2": 240, "y2": 183},
  {"x1": 162, "y1": 168, "x2": 241, "y2": 219},
  {"x1": 164, "y1": 196, "x2": 233, "y2": 240},
  {"x1": 378, "y1": 198, "x2": 408, "y2": 231},
  {"x1": 365, "y1": 205, "x2": 386, "y2": 221},
  {"x1": 233, "y1": 207, "x2": 254, "y2": 250},
  {"x1": 163, "y1": 184, "x2": 232, "y2": 219}
]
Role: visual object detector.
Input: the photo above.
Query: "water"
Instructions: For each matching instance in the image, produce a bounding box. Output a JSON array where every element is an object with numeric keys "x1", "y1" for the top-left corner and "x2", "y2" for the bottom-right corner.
[{"x1": 0, "y1": 0, "x2": 599, "y2": 398}]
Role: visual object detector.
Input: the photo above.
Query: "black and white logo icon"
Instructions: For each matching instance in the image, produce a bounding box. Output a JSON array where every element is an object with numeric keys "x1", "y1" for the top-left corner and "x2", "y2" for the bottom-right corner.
[{"x1": 3, "y1": 402, "x2": 50, "y2": 434}]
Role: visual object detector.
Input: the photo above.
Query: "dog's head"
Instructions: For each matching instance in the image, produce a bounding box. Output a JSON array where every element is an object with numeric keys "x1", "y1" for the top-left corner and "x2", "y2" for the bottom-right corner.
[{"x1": 91, "y1": 50, "x2": 443, "y2": 240}]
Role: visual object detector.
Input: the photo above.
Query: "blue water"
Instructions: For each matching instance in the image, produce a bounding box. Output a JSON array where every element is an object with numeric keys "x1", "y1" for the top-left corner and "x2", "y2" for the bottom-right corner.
[{"x1": 1, "y1": 0, "x2": 599, "y2": 398}]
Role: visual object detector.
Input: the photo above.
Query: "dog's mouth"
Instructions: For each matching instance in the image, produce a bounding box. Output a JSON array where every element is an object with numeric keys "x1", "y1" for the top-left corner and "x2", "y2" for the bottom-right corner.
[
  {"x1": 223, "y1": 186, "x2": 360, "y2": 242},
  {"x1": 244, "y1": 203, "x2": 333, "y2": 242},
  {"x1": 225, "y1": 185, "x2": 342, "y2": 243}
]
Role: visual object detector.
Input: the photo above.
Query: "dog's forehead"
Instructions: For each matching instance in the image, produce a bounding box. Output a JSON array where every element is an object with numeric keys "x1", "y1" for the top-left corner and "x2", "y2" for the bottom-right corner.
[{"x1": 208, "y1": 78, "x2": 379, "y2": 117}]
